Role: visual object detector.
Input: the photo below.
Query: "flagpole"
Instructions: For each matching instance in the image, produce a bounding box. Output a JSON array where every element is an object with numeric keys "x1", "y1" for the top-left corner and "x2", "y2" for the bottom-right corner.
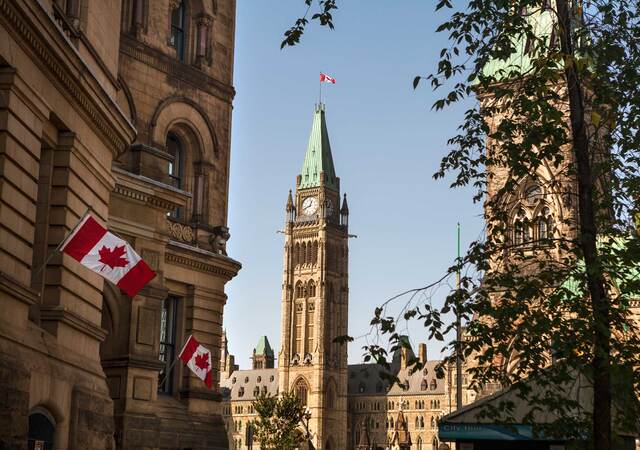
[
  {"x1": 319, "y1": 72, "x2": 322, "y2": 105},
  {"x1": 159, "y1": 356, "x2": 179, "y2": 387},
  {"x1": 455, "y1": 222, "x2": 463, "y2": 410}
]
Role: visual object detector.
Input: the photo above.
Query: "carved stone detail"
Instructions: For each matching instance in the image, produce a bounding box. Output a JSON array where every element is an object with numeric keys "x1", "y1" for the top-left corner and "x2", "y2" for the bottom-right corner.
[{"x1": 168, "y1": 219, "x2": 195, "y2": 243}]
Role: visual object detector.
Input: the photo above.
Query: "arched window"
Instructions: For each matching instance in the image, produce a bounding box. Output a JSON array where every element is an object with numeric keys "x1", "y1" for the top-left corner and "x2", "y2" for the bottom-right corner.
[
  {"x1": 430, "y1": 379, "x2": 437, "y2": 390},
  {"x1": 431, "y1": 416, "x2": 436, "y2": 428},
  {"x1": 294, "y1": 243, "x2": 300, "y2": 266},
  {"x1": 167, "y1": 132, "x2": 184, "y2": 189},
  {"x1": 514, "y1": 218, "x2": 524, "y2": 245},
  {"x1": 538, "y1": 217, "x2": 549, "y2": 240},
  {"x1": 170, "y1": 1, "x2": 186, "y2": 61},
  {"x1": 421, "y1": 379, "x2": 428, "y2": 391},
  {"x1": 420, "y1": 416, "x2": 425, "y2": 428},
  {"x1": 308, "y1": 280, "x2": 316, "y2": 297},
  {"x1": 432, "y1": 437, "x2": 439, "y2": 449},
  {"x1": 294, "y1": 378, "x2": 309, "y2": 406},
  {"x1": 415, "y1": 417, "x2": 420, "y2": 428},
  {"x1": 389, "y1": 416, "x2": 394, "y2": 428},
  {"x1": 28, "y1": 409, "x2": 55, "y2": 450},
  {"x1": 326, "y1": 383, "x2": 335, "y2": 408},
  {"x1": 312, "y1": 241, "x2": 318, "y2": 265},
  {"x1": 295, "y1": 281, "x2": 304, "y2": 298}
]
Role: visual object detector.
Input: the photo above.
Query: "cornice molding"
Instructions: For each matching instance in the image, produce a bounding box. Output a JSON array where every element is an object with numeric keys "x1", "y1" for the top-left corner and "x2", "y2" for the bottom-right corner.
[
  {"x1": 119, "y1": 34, "x2": 235, "y2": 105},
  {"x1": 113, "y1": 167, "x2": 189, "y2": 212},
  {"x1": 0, "y1": 271, "x2": 38, "y2": 306},
  {"x1": 165, "y1": 249, "x2": 240, "y2": 280},
  {"x1": 39, "y1": 305, "x2": 108, "y2": 343},
  {"x1": 0, "y1": 0, "x2": 135, "y2": 156},
  {"x1": 101, "y1": 355, "x2": 165, "y2": 371}
]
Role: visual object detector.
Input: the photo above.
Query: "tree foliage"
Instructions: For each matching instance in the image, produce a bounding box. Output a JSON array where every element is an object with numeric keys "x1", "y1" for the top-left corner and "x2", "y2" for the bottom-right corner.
[
  {"x1": 282, "y1": 1, "x2": 640, "y2": 449},
  {"x1": 251, "y1": 391, "x2": 307, "y2": 450}
]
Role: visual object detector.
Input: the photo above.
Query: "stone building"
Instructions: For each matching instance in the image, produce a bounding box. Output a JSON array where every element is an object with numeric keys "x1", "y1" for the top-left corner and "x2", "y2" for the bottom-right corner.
[
  {"x1": 220, "y1": 105, "x2": 472, "y2": 450},
  {"x1": 0, "y1": 0, "x2": 239, "y2": 449}
]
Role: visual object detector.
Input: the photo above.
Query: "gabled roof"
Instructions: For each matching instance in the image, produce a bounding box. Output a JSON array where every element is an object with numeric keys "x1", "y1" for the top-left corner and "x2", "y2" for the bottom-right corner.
[{"x1": 299, "y1": 103, "x2": 338, "y2": 191}]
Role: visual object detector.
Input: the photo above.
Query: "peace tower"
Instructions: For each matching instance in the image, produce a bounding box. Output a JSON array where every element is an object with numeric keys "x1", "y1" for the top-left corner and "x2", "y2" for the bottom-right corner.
[{"x1": 278, "y1": 103, "x2": 350, "y2": 450}]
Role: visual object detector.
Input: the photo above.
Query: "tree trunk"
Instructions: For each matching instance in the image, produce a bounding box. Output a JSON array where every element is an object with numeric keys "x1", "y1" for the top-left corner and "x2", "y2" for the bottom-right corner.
[{"x1": 555, "y1": 1, "x2": 611, "y2": 449}]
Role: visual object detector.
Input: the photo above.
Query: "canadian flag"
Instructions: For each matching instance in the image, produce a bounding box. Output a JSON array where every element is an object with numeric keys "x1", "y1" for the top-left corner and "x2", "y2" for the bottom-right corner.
[
  {"x1": 320, "y1": 72, "x2": 336, "y2": 84},
  {"x1": 60, "y1": 214, "x2": 156, "y2": 297},
  {"x1": 179, "y1": 335, "x2": 213, "y2": 388}
]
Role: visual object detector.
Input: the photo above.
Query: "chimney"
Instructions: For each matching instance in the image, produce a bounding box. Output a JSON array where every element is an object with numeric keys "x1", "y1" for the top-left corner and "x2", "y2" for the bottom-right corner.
[
  {"x1": 400, "y1": 347, "x2": 409, "y2": 370},
  {"x1": 418, "y1": 343, "x2": 427, "y2": 364}
]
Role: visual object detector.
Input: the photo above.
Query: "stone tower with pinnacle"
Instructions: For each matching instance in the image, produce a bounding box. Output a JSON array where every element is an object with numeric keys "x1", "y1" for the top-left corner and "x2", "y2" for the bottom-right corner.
[{"x1": 278, "y1": 103, "x2": 350, "y2": 450}]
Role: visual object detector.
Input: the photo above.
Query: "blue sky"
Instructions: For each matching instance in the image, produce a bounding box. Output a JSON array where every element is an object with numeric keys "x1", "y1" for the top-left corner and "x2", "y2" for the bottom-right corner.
[{"x1": 225, "y1": 1, "x2": 484, "y2": 369}]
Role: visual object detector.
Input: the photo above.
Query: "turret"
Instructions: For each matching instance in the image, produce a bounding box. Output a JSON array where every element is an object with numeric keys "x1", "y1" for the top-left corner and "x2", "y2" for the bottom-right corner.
[
  {"x1": 286, "y1": 189, "x2": 296, "y2": 223},
  {"x1": 340, "y1": 193, "x2": 349, "y2": 227}
]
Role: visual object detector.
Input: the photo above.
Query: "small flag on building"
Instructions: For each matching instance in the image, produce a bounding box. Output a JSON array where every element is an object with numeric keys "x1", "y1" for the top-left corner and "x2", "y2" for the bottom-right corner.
[
  {"x1": 60, "y1": 214, "x2": 156, "y2": 297},
  {"x1": 320, "y1": 72, "x2": 336, "y2": 84},
  {"x1": 179, "y1": 335, "x2": 213, "y2": 388}
]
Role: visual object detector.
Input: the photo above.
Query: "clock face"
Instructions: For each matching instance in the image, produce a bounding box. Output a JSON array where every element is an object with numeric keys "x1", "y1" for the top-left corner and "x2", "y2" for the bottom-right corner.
[{"x1": 301, "y1": 196, "x2": 319, "y2": 215}]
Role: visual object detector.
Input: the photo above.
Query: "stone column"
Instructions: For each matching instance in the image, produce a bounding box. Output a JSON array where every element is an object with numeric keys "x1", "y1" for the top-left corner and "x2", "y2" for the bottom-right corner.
[{"x1": 195, "y1": 13, "x2": 213, "y2": 67}]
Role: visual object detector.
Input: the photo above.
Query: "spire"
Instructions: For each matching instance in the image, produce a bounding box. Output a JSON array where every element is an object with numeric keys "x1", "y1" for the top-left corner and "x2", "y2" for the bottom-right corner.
[
  {"x1": 299, "y1": 104, "x2": 338, "y2": 191},
  {"x1": 340, "y1": 193, "x2": 349, "y2": 214},
  {"x1": 286, "y1": 190, "x2": 294, "y2": 212}
]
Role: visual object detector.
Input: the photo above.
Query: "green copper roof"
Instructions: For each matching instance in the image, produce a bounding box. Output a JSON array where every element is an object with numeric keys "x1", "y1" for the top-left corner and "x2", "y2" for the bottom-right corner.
[
  {"x1": 482, "y1": 8, "x2": 555, "y2": 80},
  {"x1": 254, "y1": 336, "x2": 274, "y2": 356},
  {"x1": 299, "y1": 104, "x2": 338, "y2": 191}
]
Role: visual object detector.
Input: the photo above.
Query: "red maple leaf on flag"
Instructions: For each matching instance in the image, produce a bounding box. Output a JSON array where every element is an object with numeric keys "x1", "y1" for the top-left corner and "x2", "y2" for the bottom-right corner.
[
  {"x1": 194, "y1": 352, "x2": 209, "y2": 371},
  {"x1": 98, "y1": 245, "x2": 129, "y2": 269}
]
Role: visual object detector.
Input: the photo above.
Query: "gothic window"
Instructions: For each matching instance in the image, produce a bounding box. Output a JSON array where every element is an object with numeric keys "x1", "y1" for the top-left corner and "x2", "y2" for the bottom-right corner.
[
  {"x1": 431, "y1": 416, "x2": 436, "y2": 428},
  {"x1": 420, "y1": 416, "x2": 425, "y2": 428},
  {"x1": 253, "y1": 386, "x2": 259, "y2": 396},
  {"x1": 294, "y1": 301, "x2": 303, "y2": 355},
  {"x1": 432, "y1": 437, "x2": 439, "y2": 449},
  {"x1": 358, "y1": 382, "x2": 365, "y2": 393},
  {"x1": 312, "y1": 241, "x2": 319, "y2": 265},
  {"x1": 294, "y1": 378, "x2": 309, "y2": 406},
  {"x1": 159, "y1": 295, "x2": 178, "y2": 394},
  {"x1": 295, "y1": 281, "x2": 304, "y2": 298},
  {"x1": 170, "y1": 1, "x2": 186, "y2": 61},
  {"x1": 238, "y1": 387, "x2": 245, "y2": 397},
  {"x1": 302, "y1": 242, "x2": 308, "y2": 265},
  {"x1": 513, "y1": 209, "x2": 526, "y2": 245},
  {"x1": 326, "y1": 383, "x2": 335, "y2": 408},
  {"x1": 537, "y1": 207, "x2": 552, "y2": 242},
  {"x1": 305, "y1": 301, "x2": 314, "y2": 353},
  {"x1": 390, "y1": 417, "x2": 394, "y2": 428},
  {"x1": 430, "y1": 379, "x2": 437, "y2": 390},
  {"x1": 415, "y1": 417, "x2": 419, "y2": 428},
  {"x1": 308, "y1": 280, "x2": 316, "y2": 297},
  {"x1": 262, "y1": 386, "x2": 267, "y2": 395},
  {"x1": 421, "y1": 379, "x2": 428, "y2": 391}
]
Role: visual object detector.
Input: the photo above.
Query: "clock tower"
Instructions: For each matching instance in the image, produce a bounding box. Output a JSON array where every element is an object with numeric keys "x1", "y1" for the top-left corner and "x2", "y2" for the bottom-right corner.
[{"x1": 278, "y1": 103, "x2": 350, "y2": 450}]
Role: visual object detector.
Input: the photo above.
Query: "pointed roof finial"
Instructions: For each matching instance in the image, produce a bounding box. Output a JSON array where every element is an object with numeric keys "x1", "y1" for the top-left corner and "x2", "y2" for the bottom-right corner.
[
  {"x1": 286, "y1": 189, "x2": 294, "y2": 212},
  {"x1": 341, "y1": 193, "x2": 349, "y2": 214},
  {"x1": 299, "y1": 104, "x2": 338, "y2": 190}
]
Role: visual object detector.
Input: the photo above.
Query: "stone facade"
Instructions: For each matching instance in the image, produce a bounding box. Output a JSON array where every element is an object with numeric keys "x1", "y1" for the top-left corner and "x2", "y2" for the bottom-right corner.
[{"x1": 0, "y1": 0, "x2": 239, "y2": 449}]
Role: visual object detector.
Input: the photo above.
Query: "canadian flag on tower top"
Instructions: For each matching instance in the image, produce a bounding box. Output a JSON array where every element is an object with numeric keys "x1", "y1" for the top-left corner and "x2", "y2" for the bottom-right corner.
[
  {"x1": 320, "y1": 72, "x2": 336, "y2": 84},
  {"x1": 60, "y1": 214, "x2": 156, "y2": 297},
  {"x1": 179, "y1": 335, "x2": 213, "y2": 388}
]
